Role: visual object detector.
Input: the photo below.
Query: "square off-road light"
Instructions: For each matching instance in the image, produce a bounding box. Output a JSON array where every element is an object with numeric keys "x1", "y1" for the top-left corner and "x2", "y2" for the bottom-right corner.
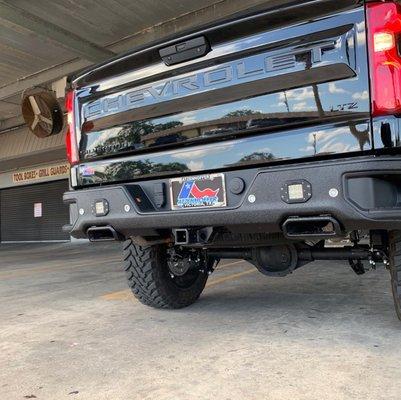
[
  {"x1": 288, "y1": 183, "x2": 304, "y2": 201},
  {"x1": 92, "y1": 199, "x2": 109, "y2": 216},
  {"x1": 281, "y1": 180, "x2": 312, "y2": 204}
]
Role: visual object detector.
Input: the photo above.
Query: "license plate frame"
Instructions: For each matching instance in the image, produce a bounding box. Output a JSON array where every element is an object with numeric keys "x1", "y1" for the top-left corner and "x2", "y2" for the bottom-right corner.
[{"x1": 170, "y1": 173, "x2": 227, "y2": 210}]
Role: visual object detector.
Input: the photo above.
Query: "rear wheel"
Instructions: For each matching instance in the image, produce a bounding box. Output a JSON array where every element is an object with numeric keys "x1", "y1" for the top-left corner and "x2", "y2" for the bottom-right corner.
[
  {"x1": 389, "y1": 231, "x2": 401, "y2": 321},
  {"x1": 123, "y1": 239, "x2": 211, "y2": 309}
]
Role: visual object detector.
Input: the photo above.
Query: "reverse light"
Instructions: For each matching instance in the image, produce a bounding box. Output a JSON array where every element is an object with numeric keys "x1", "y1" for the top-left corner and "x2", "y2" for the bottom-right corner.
[
  {"x1": 367, "y1": 2, "x2": 401, "y2": 116},
  {"x1": 65, "y1": 90, "x2": 79, "y2": 165},
  {"x1": 374, "y1": 32, "x2": 395, "y2": 52}
]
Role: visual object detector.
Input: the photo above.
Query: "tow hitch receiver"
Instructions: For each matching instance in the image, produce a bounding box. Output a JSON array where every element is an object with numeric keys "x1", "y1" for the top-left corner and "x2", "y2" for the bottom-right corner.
[{"x1": 173, "y1": 227, "x2": 214, "y2": 245}]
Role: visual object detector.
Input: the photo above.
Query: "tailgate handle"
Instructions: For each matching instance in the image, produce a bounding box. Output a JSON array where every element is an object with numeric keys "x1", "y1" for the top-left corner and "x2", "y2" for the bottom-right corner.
[{"x1": 159, "y1": 36, "x2": 210, "y2": 66}]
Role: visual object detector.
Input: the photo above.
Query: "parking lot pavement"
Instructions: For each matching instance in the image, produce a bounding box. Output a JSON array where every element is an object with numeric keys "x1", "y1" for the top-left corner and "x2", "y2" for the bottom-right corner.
[{"x1": 1, "y1": 242, "x2": 401, "y2": 400}]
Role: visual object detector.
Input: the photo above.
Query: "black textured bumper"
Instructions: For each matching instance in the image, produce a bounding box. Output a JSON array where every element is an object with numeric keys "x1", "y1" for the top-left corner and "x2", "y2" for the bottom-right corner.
[{"x1": 64, "y1": 156, "x2": 401, "y2": 239}]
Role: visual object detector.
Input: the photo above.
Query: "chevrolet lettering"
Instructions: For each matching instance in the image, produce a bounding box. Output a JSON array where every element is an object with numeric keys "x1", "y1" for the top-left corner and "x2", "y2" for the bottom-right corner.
[{"x1": 83, "y1": 41, "x2": 337, "y2": 121}]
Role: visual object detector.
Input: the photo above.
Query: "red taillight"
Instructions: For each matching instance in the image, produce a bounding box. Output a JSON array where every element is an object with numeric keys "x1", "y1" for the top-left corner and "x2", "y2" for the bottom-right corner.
[
  {"x1": 65, "y1": 90, "x2": 79, "y2": 165},
  {"x1": 367, "y1": 1, "x2": 401, "y2": 116}
]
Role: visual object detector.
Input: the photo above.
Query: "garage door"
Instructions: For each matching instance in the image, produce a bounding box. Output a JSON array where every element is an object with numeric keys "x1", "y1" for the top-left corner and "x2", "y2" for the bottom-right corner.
[{"x1": 0, "y1": 179, "x2": 70, "y2": 242}]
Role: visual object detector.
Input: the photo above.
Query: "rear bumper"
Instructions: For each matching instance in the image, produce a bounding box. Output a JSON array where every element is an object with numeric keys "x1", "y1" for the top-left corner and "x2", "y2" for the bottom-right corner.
[{"x1": 64, "y1": 155, "x2": 401, "y2": 239}]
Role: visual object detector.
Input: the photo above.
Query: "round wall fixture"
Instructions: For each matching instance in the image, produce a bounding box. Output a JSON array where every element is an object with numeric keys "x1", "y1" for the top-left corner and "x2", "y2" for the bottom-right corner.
[{"x1": 21, "y1": 88, "x2": 64, "y2": 138}]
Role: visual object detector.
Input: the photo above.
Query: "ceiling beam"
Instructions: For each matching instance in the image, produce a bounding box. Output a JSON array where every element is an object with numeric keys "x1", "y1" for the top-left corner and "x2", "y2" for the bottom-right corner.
[
  {"x1": 0, "y1": 58, "x2": 90, "y2": 102},
  {"x1": 0, "y1": 1, "x2": 115, "y2": 63},
  {"x1": 0, "y1": 115, "x2": 25, "y2": 131},
  {"x1": 0, "y1": 0, "x2": 274, "y2": 103}
]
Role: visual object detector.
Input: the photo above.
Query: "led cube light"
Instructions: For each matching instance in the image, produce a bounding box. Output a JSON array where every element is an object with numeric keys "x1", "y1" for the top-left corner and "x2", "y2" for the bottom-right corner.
[
  {"x1": 288, "y1": 184, "x2": 304, "y2": 200},
  {"x1": 281, "y1": 180, "x2": 312, "y2": 204},
  {"x1": 92, "y1": 199, "x2": 109, "y2": 216}
]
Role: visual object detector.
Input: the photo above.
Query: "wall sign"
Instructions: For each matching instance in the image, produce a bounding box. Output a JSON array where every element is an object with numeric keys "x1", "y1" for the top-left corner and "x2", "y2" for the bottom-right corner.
[
  {"x1": 12, "y1": 163, "x2": 69, "y2": 184},
  {"x1": 34, "y1": 202, "x2": 42, "y2": 218}
]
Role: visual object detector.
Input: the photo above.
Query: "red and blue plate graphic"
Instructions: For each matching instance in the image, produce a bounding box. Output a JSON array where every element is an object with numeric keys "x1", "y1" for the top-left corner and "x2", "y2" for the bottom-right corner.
[{"x1": 170, "y1": 174, "x2": 227, "y2": 209}]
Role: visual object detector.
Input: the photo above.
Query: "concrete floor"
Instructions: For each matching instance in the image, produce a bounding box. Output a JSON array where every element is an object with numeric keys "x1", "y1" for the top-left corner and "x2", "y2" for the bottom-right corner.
[{"x1": 1, "y1": 242, "x2": 401, "y2": 400}]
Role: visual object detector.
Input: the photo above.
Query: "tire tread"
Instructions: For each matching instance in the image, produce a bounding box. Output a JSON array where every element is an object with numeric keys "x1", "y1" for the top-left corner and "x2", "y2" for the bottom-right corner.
[{"x1": 122, "y1": 239, "x2": 208, "y2": 309}]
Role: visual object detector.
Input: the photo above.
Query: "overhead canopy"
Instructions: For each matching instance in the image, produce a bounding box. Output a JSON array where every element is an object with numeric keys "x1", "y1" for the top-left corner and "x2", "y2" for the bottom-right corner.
[{"x1": 0, "y1": 0, "x2": 278, "y2": 131}]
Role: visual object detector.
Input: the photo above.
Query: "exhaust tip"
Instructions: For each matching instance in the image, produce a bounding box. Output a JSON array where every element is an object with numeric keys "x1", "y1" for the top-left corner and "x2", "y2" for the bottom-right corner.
[
  {"x1": 282, "y1": 216, "x2": 342, "y2": 239},
  {"x1": 87, "y1": 226, "x2": 123, "y2": 242}
]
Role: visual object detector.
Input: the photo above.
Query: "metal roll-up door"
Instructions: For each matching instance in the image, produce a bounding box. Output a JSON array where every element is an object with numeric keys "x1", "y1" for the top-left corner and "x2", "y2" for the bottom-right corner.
[{"x1": 0, "y1": 179, "x2": 70, "y2": 242}]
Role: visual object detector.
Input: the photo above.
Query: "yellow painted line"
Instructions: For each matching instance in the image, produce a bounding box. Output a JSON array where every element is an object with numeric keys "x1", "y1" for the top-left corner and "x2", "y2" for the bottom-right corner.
[
  {"x1": 217, "y1": 260, "x2": 244, "y2": 269},
  {"x1": 101, "y1": 268, "x2": 256, "y2": 301},
  {"x1": 206, "y1": 269, "x2": 256, "y2": 287},
  {"x1": 0, "y1": 256, "x2": 244, "y2": 281},
  {"x1": 101, "y1": 289, "x2": 133, "y2": 301}
]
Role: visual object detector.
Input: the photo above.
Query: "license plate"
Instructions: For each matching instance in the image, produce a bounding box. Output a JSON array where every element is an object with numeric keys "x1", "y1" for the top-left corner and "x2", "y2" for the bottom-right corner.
[{"x1": 170, "y1": 173, "x2": 227, "y2": 210}]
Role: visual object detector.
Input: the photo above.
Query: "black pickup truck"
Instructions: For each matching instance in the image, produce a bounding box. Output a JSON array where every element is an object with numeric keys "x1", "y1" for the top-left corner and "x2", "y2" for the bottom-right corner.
[{"x1": 64, "y1": 0, "x2": 401, "y2": 319}]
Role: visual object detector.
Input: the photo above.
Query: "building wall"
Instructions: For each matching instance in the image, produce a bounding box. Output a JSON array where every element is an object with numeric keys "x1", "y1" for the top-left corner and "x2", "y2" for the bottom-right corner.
[
  {"x1": 0, "y1": 126, "x2": 66, "y2": 173},
  {"x1": 0, "y1": 126, "x2": 70, "y2": 242}
]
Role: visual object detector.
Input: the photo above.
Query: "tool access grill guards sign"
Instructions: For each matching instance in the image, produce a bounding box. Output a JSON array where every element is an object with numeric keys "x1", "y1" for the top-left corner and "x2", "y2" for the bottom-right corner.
[
  {"x1": 170, "y1": 173, "x2": 226, "y2": 210},
  {"x1": 12, "y1": 164, "x2": 69, "y2": 184}
]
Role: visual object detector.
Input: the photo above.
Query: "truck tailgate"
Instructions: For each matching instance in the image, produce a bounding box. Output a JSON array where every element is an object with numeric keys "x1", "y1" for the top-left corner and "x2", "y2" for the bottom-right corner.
[{"x1": 71, "y1": 0, "x2": 370, "y2": 186}]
